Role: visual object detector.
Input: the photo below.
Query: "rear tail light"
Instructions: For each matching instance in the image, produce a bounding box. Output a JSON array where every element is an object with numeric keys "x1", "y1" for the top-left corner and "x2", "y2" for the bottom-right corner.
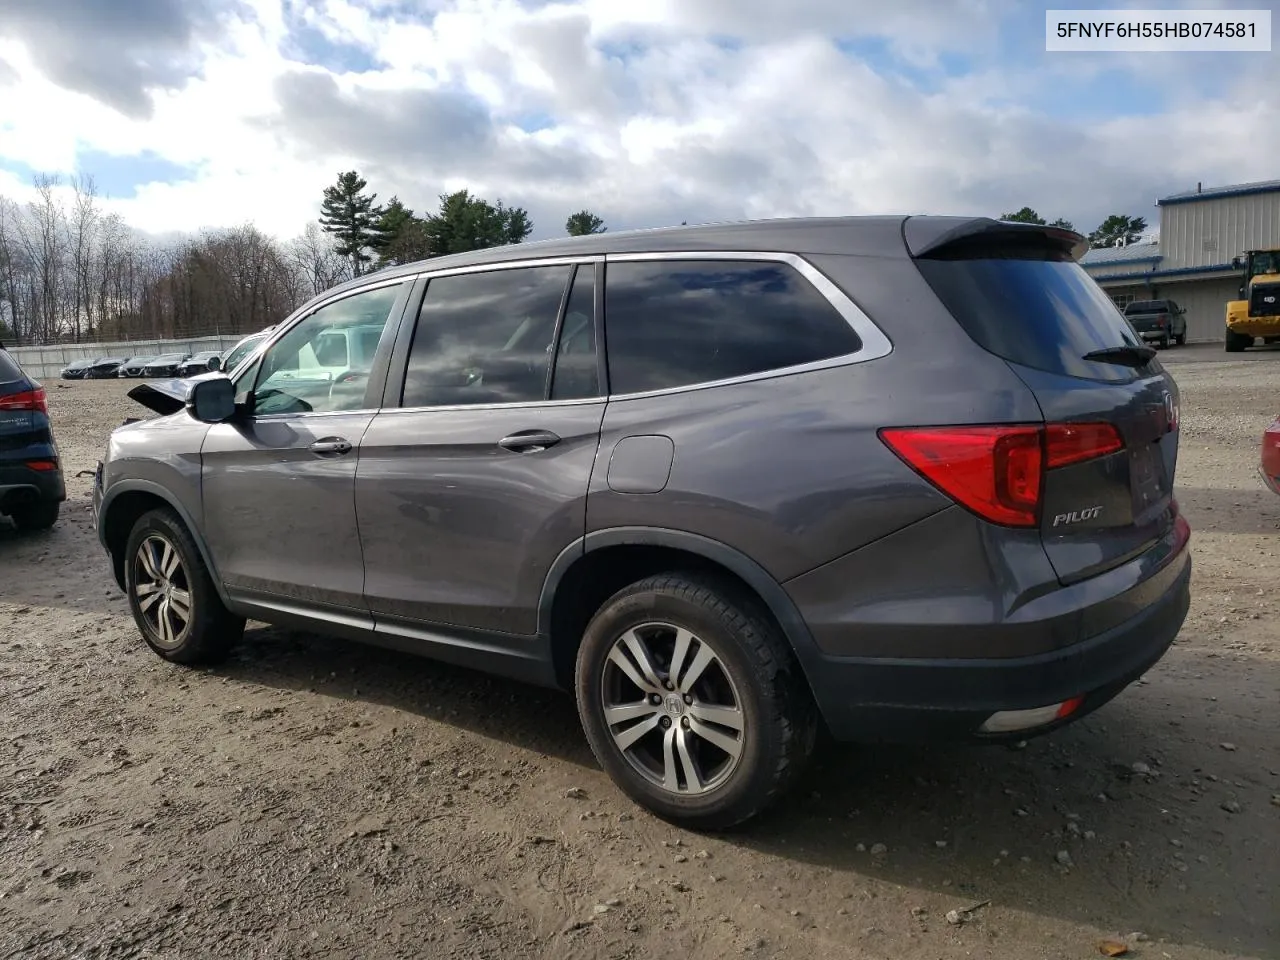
[
  {"x1": 879, "y1": 422, "x2": 1125, "y2": 528},
  {"x1": 0, "y1": 387, "x2": 48, "y2": 413},
  {"x1": 1044, "y1": 422, "x2": 1124, "y2": 468}
]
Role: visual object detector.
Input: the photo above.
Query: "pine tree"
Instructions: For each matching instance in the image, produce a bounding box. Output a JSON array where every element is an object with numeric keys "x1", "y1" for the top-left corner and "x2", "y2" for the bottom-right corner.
[
  {"x1": 566, "y1": 210, "x2": 606, "y2": 236},
  {"x1": 319, "y1": 171, "x2": 385, "y2": 277}
]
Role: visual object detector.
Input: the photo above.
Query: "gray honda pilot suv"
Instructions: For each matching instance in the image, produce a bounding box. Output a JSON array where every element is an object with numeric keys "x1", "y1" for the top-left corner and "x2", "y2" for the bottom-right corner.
[{"x1": 93, "y1": 216, "x2": 1191, "y2": 829}]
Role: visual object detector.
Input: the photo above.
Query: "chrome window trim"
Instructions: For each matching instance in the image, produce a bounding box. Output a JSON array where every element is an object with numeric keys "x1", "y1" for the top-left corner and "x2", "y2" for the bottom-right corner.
[
  {"x1": 381, "y1": 396, "x2": 606, "y2": 417},
  {"x1": 412, "y1": 255, "x2": 598, "y2": 281},
  {"x1": 238, "y1": 249, "x2": 891, "y2": 417}
]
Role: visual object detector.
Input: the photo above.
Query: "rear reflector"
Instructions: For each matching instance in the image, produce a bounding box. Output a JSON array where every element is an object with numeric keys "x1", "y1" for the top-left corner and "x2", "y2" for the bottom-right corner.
[
  {"x1": 880, "y1": 422, "x2": 1126, "y2": 528},
  {"x1": 25, "y1": 459, "x2": 58, "y2": 471},
  {"x1": 0, "y1": 387, "x2": 47, "y2": 413},
  {"x1": 979, "y1": 697, "x2": 1084, "y2": 734}
]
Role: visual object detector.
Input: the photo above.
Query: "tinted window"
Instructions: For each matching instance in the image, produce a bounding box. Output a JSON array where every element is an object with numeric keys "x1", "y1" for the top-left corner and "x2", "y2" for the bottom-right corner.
[
  {"x1": 401, "y1": 265, "x2": 571, "y2": 408},
  {"x1": 603, "y1": 260, "x2": 861, "y2": 394},
  {"x1": 0, "y1": 351, "x2": 24, "y2": 382},
  {"x1": 551, "y1": 264, "x2": 599, "y2": 400},
  {"x1": 914, "y1": 257, "x2": 1149, "y2": 383},
  {"x1": 253, "y1": 283, "x2": 402, "y2": 415},
  {"x1": 1125, "y1": 300, "x2": 1167, "y2": 314}
]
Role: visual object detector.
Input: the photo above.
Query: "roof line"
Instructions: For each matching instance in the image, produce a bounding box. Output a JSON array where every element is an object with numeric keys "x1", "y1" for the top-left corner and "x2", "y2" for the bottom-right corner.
[
  {"x1": 1159, "y1": 181, "x2": 1280, "y2": 205},
  {"x1": 1089, "y1": 262, "x2": 1239, "y2": 282}
]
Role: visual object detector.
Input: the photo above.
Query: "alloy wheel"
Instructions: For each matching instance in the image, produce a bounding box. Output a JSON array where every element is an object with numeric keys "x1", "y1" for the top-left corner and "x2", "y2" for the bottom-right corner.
[
  {"x1": 600, "y1": 622, "x2": 746, "y2": 795},
  {"x1": 132, "y1": 534, "x2": 193, "y2": 649}
]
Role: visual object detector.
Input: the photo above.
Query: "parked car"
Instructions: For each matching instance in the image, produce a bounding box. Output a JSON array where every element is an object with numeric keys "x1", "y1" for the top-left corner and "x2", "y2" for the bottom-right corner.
[
  {"x1": 118, "y1": 356, "x2": 158, "y2": 378},
  {"x1": 85, "y1": 356, "x2": 130, "y2": 379},
  {"x1": 60, "y1": 358, "x2": 95, "y2": 380},
  {"x1": 93, "y1": 216, "x2": 1191, "y2": 829},
  {"x1": 176, "y1": 351, "x2": 224, "y2": 377},
  {"x1": 140, "y1": 353, "x2": 192, "y2": 378},
  {"x1": 1123, "y1": 299, "x2": 1187, "y2": 348},
  {"x1": 1, "y1": 345, "x2": 64, "y2": 531},
  {"x1": 217, "y1": 327, "x2": 275, "y2": 376},
  {"x1": 1262, "y1": 415, "x2": 1280, "y2": 496}
]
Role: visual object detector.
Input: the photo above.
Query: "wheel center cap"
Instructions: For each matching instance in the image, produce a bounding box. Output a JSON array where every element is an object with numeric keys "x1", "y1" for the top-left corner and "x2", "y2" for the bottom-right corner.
[{"x1": 663, "y1": 694, "x2": 685, "y2": 717}]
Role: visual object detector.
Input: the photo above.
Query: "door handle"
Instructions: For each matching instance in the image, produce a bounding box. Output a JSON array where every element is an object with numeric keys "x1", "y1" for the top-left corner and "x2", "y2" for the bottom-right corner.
[
  {"x1": 309, "y1": 437, "x2": 353, "y2": 457},
  {"x1": 498, "y1": 430, "x2": 561, "y2": 453}
]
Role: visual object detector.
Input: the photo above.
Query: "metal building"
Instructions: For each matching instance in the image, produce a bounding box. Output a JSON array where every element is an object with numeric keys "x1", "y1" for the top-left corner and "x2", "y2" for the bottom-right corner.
[{"x1": 1082, "y1": 179, "x2": 1280, "y2": 342}]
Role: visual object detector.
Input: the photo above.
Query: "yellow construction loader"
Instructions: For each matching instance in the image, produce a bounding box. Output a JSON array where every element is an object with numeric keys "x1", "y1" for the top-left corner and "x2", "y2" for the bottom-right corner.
[{"x1": 1225, "y1": 248, "x2": 1280, "y2": 352}]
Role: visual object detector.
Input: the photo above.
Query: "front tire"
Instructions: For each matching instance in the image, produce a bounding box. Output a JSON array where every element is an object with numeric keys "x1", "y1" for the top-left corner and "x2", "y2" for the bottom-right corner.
[
  {"x1": 575, "y1": 573, "x2": 817, "y2": 830},
  {"x1": 1225, "y1": 329, "x2": 1253, "y2": 352},
  {"x1": 124, "y1": 508, "x2": 244, "y2": 664}
]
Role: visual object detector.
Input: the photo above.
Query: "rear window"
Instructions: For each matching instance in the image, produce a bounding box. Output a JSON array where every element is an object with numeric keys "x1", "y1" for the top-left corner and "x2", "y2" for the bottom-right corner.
[
  {"x1": 1125, "y1": 300, "x2": 1167, "y2": 314},
  {"x1": 914, "y1": 256, "x2": 1148, "y2": 382},
  {"x1": 0, "y1": 351, "x2": 23, "y2": 382}
]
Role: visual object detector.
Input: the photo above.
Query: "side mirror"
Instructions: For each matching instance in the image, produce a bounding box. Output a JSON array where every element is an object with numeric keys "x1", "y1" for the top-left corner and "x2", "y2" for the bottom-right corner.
[
  {"x1": 207, "y1": 356, "x2": 222, "y2": 372},
  {"x1": 188, "y1": 377, "x2": 236, "y2": 423}
]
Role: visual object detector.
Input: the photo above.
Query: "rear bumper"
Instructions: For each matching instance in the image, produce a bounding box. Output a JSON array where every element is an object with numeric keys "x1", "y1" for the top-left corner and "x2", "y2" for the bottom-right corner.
[
  {"x1": 798, "y1": 546, "x2": 1191, "y2": 743},
  {"x1": 0, "y1": 462, "x2": 66, "y2": 510},
  {"x1": 1260, "y1": 464, "x2": 1280, "y2": 497}
]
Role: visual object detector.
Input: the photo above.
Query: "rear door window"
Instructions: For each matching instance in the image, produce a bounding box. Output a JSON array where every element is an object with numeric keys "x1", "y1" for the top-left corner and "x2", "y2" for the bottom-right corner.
[
  {"x1": 914, "y1": 256, "x2": 1150, "y2": 382},
  {"x1": 401, "y1": 265, "x2": 572, "y2": 408},
  {"x1": 603, "y1": 259, "x2": 861, "y2": 395},
  {"x1": 550, "y1": 264, "x2": 600, "y2": 401}
]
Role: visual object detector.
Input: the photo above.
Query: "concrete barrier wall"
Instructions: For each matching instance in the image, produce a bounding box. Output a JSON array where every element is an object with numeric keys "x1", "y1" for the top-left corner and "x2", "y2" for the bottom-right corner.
[{"x1": 10, "y1": 335, "x2": 244, "y2": 381}]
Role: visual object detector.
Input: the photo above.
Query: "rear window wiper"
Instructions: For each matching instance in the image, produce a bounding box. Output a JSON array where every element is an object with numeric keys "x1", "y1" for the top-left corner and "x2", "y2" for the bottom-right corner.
[{"x1": 1082, "y1": 344, "x2": 1157, "y2": 367}]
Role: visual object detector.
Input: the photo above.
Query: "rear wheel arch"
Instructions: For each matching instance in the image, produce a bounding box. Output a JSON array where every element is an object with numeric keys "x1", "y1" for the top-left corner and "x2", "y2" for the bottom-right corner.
[{"x1": 539, "y1": 528, "x2": 824, "y2": 697}]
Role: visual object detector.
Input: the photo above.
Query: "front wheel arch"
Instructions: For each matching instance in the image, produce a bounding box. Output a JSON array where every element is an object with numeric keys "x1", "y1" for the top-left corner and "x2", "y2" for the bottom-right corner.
[{"x1": 101, "y1": 483, "x2": 225, "y2": 601}]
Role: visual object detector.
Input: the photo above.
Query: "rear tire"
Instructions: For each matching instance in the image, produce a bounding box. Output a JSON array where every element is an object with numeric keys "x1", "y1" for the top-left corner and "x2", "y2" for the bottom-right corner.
[
  {"x1": 575, "y1": 572, "x2": 817, "y2": 830},
  {"x1": 1225, "y1": 329, "x2": 1253, "y2": 352},
  {"x1": 1174, "y1": 331, "x2": 1186, "y2": 346},
  {"x1": 123, "y1": 508, "x2": 244, "y2": 665},
  {"x1": 1159, "y1": 335, "x2": 1170, "y2": 350},
  {"x1": 9, "y1": 500, "x2": 59, "y2": 532}
]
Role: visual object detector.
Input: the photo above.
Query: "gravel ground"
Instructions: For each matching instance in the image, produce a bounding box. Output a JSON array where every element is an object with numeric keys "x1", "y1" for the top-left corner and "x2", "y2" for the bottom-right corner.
[{"x1": 2, "y1": 343, "x2": 1278, "y2": 960}]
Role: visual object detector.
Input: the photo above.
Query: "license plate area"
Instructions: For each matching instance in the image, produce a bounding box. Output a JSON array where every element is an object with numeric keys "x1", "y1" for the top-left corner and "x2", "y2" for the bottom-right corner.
[{"x1": 1129, "y1": 439, "x2": 1168, "y2": 519}]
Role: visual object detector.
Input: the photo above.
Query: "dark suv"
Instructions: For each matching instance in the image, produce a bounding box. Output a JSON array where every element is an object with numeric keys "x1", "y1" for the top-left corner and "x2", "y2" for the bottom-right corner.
[
  {"x1": 1, "y1": 346, "x2": 64, "y2": 530},
  {"x1": 92, "y1": 217, "x2": 1191, "y2": 828}
]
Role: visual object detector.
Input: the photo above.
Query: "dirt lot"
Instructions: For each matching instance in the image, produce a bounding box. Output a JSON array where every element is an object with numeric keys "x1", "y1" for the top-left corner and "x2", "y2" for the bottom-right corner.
[{"x1": 2, "y1": 343, "x2": 1278, "y2": 960}]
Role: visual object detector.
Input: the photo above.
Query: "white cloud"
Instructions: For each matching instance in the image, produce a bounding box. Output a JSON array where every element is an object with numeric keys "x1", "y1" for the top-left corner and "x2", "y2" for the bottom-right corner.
[{"x1": 0, "y1": 0, "x2": 1274, "y2": 243}]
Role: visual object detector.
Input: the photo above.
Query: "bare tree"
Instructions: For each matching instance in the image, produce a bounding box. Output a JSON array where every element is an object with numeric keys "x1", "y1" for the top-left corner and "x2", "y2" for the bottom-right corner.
[
  {"x1": 67, "y1": 174, "x2": 99, "y2": 339},
  {"x1": 290, "y1": 221, "x2": 351, "y2": 298}
]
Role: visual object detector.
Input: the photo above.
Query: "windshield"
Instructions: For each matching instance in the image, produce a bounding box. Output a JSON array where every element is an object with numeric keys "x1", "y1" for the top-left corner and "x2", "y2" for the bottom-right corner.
[
  {"x1": 153, "y1": 354, "x2": 185, "y2": 363},
  {"x1": 1251, "y1": 251, "x2": 1280, "y2": 276},
  {"x1": 915, "y1": 256, "x2": 1149, "y2": 382},
  {"x1": 223, "y1": 336, "x2": 263, "y2": 372},
  {"x1": 1125, "y1": 301, "x2": 1166, "y2": 314}
]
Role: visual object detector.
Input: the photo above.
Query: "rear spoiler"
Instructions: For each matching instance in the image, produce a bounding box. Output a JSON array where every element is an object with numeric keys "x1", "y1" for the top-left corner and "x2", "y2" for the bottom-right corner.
[{"x1": 903, "y1": 216, "x2": 1089, "y2": 263}]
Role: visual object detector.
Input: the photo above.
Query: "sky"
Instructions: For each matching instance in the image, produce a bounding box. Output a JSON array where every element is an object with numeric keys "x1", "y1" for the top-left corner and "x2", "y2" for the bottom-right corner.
[{"x1": 0, "y1": 0, "x2": 1275, "y2": 242}]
